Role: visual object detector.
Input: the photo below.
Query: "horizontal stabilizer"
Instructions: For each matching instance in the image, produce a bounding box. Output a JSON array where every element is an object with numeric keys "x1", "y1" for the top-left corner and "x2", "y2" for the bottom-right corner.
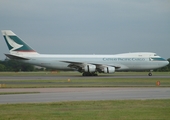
[{"x1": 5, "y1": 54, "x2": 29, "y2": 60}]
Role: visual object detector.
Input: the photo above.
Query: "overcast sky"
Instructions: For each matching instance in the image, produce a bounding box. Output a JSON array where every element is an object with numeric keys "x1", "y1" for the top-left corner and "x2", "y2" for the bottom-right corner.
[{"x1": 0, "y1": 0, "x2": 170, "y2": 59}]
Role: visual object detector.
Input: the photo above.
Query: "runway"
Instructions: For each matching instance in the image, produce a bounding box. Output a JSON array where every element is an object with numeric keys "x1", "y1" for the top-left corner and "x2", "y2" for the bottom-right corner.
[{"x1": 0, "y1": 88, "x2": 170, "y2": 104}]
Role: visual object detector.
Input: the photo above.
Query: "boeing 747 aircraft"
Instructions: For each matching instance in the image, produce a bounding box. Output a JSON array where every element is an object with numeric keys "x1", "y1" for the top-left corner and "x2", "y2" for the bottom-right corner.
[{"x1": 1, "y1": 30, "x2": 169, "y2": 76}]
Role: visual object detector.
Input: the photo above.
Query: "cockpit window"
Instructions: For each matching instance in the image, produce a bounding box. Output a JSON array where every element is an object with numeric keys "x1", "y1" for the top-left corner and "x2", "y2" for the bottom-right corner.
[
  {"x1": 154, "y1": 54, "x2": 157, "y2": 56},
  {"x1": 151, "y1": 57, "x2": 166, "y2": 61}
]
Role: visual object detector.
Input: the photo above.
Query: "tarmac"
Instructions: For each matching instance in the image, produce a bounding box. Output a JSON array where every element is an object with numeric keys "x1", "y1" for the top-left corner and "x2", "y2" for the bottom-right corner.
[{"x1": 0, "y1": 87, "x2": 170, "y2": 104}]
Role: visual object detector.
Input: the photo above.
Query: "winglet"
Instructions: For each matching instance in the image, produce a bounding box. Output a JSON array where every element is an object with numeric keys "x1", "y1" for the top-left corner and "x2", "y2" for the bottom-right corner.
[{"x1": 1, "y1": 30, "x2": 39, "y2": 55}]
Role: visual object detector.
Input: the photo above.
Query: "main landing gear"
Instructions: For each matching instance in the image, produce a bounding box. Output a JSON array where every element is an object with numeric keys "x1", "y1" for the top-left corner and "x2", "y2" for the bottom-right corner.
[
  {"x1": 82, "y1": 72, "x2": 98, "y2": 76},
  {"x1": 148, "y1": 70, "x2": 153, "y2": 76}
]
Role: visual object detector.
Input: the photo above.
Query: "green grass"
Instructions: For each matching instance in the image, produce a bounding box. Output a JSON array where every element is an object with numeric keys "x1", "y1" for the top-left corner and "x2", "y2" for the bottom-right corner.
[
  {"x1": 0, "y1": 92, "x2": 39, "y2": 95},
  {"x1": 0, "y1": 99, "x2": 170, "y2": 120},
  {"x1": 0, "y1": 78, "x2": 170, "y2": 88}
]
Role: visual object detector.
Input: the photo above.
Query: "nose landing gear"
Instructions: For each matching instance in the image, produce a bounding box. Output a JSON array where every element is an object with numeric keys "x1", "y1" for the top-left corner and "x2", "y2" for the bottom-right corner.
[{"x1": 148, "y1": 70, "x2": 153, "y2": 76}]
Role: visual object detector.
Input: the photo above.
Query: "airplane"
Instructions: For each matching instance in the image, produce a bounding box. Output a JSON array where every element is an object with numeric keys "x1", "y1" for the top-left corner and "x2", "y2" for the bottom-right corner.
[{"x1": 1, "y1": 30, "x2": 169, "y2": 76}]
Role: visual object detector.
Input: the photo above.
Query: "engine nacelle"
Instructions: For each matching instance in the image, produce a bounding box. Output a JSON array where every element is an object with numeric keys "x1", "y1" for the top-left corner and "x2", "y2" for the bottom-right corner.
[
  {"x1": 84, "y1": 64, "x2": 96, "y2": 73},
  {"x1": 104, "y1": 67, "x2": 115, "y2": 73}
]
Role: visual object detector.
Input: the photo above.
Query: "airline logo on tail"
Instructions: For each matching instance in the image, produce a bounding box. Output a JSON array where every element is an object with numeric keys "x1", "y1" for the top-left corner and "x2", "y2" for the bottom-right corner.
[
  {"x1": 2, "y1": 30, "x2": 38, "y2": 54},
  {"x1": 5, "y1": 33, "x2": 23, "y2": 52}
]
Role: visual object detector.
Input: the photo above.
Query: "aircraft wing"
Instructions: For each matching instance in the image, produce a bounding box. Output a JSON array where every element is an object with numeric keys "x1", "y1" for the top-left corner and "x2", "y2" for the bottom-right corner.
[{"x1": 61, "y1": 60, "x2": 121, "y2": 73}]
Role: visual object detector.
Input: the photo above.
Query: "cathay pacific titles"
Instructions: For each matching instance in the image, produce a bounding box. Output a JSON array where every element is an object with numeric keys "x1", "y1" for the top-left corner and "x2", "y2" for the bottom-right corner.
[{"x1": 103, "y1": 58, "x2": 146, "y2": 61}]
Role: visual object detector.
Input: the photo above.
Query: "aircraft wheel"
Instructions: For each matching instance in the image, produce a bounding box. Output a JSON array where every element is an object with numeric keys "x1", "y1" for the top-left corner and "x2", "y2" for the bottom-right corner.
[
  {"x1": 94, "y1": 73, "x2": 98, "y2": 76},
  {"x1": 91, "y1": 72, "x2": 98, "y2": 76},
  {"x1": 82, "y1": 72, "x2": 98, "y2": 76},
  {"x1": 82, "y1": 72, "x2": 90, "y2": 76},
  {"x1": 148, "y1": 73, "x2": 152, "y2": 76}
]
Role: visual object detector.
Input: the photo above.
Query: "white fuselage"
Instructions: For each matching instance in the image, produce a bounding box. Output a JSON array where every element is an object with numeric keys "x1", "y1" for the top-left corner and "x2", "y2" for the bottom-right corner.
[{"x1": 18, "y1": 52, "x2": 169, "y2": 71}]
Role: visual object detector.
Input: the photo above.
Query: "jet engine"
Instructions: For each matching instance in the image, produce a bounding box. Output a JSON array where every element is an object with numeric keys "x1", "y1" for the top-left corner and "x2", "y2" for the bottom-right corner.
[
  {"x1": 103, "y1": 66, "x2": 115, "y2": 73},
  {"x1": 84, "y1": 64, "x2": 96, "y2": 73}
]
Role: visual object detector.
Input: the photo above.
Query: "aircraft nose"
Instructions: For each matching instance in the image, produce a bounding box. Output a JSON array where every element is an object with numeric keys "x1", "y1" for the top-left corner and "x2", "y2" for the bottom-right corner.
[
  {"x1": 166, "y1": 60, "x2": 169, "y2": 66},
  {"x1": 163, "y1": 60, "x2": 169, "y2": 67},
  {"x1": 159, "y1": 60, "x2": 169, "y2": 68}
]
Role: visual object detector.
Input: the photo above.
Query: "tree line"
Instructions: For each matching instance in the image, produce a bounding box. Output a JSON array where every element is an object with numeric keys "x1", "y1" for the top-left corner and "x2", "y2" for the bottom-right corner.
[
  {"x1": 0, "y1": 59, "x2": 34, "y2": 71},
  {"x1": 0, "y1": 58, "x2": 170, "y2": 72}
]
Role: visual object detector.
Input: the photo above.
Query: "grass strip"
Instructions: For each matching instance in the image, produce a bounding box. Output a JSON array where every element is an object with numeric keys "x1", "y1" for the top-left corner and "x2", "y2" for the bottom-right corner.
[
  {"x1": 0, "y1": 99, "x2": 169, "y2": 120},
  {"x1": 0, "y1": 78, "x2": 170, "y2": 88},
  {"x1": 0, "y1": 92, "x2": 40, "y2": 95}
]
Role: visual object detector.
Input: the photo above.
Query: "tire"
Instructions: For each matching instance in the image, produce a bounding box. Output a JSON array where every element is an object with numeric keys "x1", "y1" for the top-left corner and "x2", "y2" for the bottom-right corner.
[{"x1": 148, "y1": 73, "x2": 152, "y2": 76}]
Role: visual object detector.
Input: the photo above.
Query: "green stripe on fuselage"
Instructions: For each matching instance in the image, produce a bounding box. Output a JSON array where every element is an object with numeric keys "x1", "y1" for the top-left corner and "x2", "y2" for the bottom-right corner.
[{"x1": 151, "y1": 58, "x2": 166, "y2": 61}]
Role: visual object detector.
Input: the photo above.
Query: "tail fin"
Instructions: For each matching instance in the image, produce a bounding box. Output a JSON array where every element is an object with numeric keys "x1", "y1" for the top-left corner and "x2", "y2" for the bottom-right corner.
[{"x1": 1, "y1": 30, "x2": 39, "y2": 55}]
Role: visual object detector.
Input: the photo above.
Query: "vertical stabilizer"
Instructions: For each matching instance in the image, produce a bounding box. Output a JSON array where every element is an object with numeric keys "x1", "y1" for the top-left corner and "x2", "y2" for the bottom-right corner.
[{"x1": 1, "y1": 30, "x2": 39, "y2": 55}]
